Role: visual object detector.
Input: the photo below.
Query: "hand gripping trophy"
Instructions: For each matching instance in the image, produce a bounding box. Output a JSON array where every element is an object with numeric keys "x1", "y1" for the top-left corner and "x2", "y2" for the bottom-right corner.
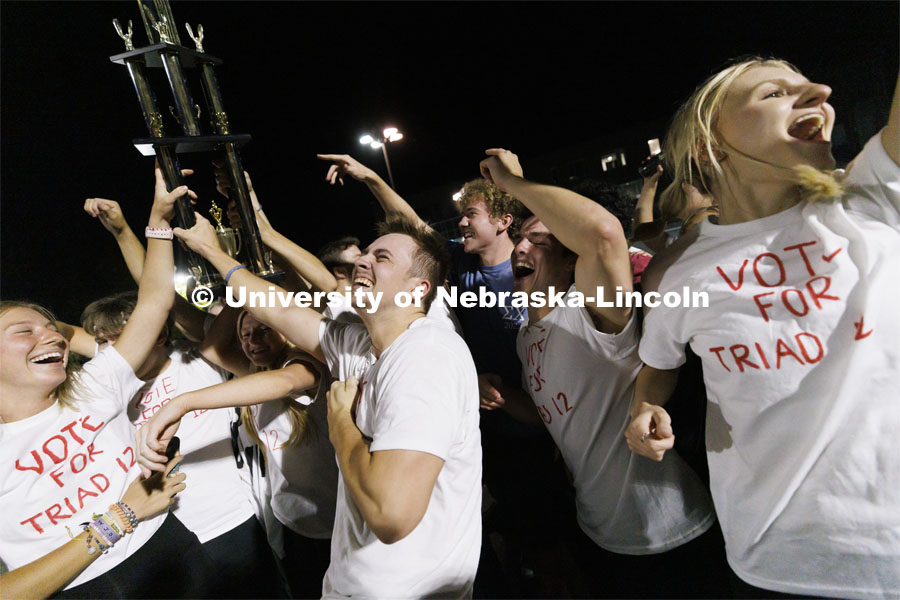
[{"x1": 109, "y1": 0, "x2": 281, "y2": 302}]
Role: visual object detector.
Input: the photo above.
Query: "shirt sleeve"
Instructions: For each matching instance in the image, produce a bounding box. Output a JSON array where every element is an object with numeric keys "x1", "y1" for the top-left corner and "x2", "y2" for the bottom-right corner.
[
  {"x1": 841, "y1": 129, "x2": 900, "y2": 228},
  {"x1": 639, "y1": 302, "x2": 689, "y2": 370},
  {"x1": 367, "y1": 340, "x2": 463, "y2": 461},
  {"x1": 567, "y1": 285, "x2": 640, "y2": 360},
  {"x1": 78, "y1": 346, "x2": 146, "y2": 411},
  {"x1": 318, "y1": 318, "x2": 369, "y2": 378}
]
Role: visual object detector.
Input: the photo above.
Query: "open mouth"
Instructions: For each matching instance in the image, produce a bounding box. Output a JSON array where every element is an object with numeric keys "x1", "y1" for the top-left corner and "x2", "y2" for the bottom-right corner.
[
  {"x1": 352, "y1": 276, "x2": 374, "y2": 289},
  {"x1": 462, "y1": 231, "x2": 475, "y2": 240},
  {"x1": 512, "y1": 262, "x2": 535, "y2": 279},
  {"x1": 30, "y1": 351, "x2": 65, "y2": 365},
  {"x1": 787, "y1": 113, "x2": 825, "y2": 141}
]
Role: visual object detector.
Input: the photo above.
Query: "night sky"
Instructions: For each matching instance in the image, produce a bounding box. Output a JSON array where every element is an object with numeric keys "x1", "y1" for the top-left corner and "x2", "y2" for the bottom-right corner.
[{"x1": 2, "y1": 1, "x2": 898, "y2": 322}]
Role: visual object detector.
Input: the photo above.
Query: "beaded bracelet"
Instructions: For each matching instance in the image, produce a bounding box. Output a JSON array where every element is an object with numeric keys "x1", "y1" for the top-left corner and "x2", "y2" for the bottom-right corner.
[
  {"x1": 82, "y1": 523, "x2": 107, "y2": 555},
  {"x1": 91, "y1": 516, "x2": 122, "y2": 546},
  {"x1": 116, "y1": 501, "x2": 139, "y2": 531},
  {"x1": 110, "y1": 503, "x2": 134, "y2": 534},
  {"x1": 99, "y1": 512, "x2": 123, "y2": 536}
]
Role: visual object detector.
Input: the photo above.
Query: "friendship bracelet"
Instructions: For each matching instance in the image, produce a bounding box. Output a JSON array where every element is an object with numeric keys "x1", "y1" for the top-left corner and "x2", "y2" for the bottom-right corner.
[
  {"x1": 225, "y1": 264, "x2": 247, "y2": 284},
  {"x1": 90, "y1": 521, "x2": 112, "y2": 547},
  {"x1": 116, "y1": 502, "x2": 139, "y2": 531},
  {"x1": 145, "y1": 226, "x2": 174, "y2": 240},
  {"x1": 110, "y1": 503, "x2": 134, "y2": 534},
  {"x1": 118, "y1": 502, "x2": 139, "y2": 530},
  {"x1": 83, "y1": 523, "x2": 107, "y2": 555},
  {"x1": 92, "y1": 515, "x2": 122, "y2": 545},
  {"x1": 99, "y1": 512, "x2": 122, "y2": 536}
]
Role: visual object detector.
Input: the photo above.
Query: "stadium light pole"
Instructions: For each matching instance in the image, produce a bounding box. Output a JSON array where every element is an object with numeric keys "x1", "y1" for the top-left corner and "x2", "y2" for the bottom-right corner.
[{"x1": 359, "y1": 127, "x2": 403, "y2": 189}]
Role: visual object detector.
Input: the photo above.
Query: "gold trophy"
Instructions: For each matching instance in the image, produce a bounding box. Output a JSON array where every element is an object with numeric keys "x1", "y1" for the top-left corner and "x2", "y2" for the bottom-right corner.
[
  {"x1": 209, "y1": 200, "x2": 242, "y2": 258},
  {"x1": 109, "y1": 0, "x2": 281, "y2": 299}
]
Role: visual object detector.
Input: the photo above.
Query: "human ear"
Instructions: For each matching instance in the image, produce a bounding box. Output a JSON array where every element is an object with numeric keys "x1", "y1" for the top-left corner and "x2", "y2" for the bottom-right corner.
[{"x1": 496, "y1": 213, "x2": 514, "y2": 234}]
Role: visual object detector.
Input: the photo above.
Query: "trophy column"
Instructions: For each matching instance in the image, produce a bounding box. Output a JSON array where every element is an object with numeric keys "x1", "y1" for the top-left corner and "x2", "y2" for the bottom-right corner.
[
  {"x1": 112, "y1": 17, "x2": 215, "y2": 288},
  {"x1": 109, "y1": 1, "x2": 281, "y2": 298}
]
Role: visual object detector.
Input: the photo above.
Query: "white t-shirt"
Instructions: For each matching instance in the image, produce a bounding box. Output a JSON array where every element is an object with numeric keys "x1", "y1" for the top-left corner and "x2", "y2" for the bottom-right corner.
[
  {"x1": 129, "y1": 343, "x2": 255, "y2": 543},
  {"x1": 0, "y1": 347, "x2": 167, "y2": 589},
  {"x1": 639, "y1": 133, "x2": 900, "y2": 599},
  {"x1": 318, "y1": 317, "x2": 482, "y2": 599},
  {"x1": 324, "y1": 288, "x2": 462, "y2": 334},
  {"x1": 246, "y1": 350, "x2": 338, "y2": 539},
  {"x1": 518, "y1": 286, "x2": 715, "y2": 554}
]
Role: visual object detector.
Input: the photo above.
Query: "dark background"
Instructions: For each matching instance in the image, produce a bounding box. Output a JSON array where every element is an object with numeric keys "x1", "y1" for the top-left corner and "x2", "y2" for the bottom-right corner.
[{"x1": 2, "y1": 1, "x2": 898, "y2": 322}]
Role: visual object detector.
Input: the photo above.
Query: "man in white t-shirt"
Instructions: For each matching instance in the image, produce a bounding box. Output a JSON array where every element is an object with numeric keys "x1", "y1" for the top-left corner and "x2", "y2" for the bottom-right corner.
[
  {"x1": 172, "y1": 212, "x2": 482, "y2": 598},
  {"x1": 477, "y1": 149, "x2": 725, "y2": 598},
  {"x1": 78, "y1": 292, "x2": 284, "y2": 598}
]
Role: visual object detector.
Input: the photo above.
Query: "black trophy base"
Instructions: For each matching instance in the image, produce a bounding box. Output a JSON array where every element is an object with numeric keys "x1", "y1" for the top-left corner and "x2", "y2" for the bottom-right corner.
[
  {"x1": 134, "y1": 134, "x2": 252, "y2": 156},
  {"x1": 110, "y1": 43, "x2": 223, "y2": 69}
]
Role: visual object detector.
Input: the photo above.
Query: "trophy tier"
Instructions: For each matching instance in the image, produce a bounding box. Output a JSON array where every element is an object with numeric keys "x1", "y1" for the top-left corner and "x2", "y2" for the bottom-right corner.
[
  {"x1": 133, "y1": 134, "x2": 251, "y2": 156},
  {"x1": 110, "y1": 43, "x2": 223, "y2": 68},
  {"x1": 205, "y1": 270, "x2": 286, "y2": 298}
]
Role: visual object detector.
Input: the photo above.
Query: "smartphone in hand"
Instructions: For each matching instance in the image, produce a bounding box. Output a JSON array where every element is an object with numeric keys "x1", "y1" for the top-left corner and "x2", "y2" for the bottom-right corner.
[{"x1": 165, "y1": 436, "x2": 181, "y2": 477}]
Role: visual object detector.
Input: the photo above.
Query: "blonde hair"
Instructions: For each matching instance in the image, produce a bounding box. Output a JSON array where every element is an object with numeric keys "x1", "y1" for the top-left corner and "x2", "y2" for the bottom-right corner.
[
  {"x1": 0, "y1": 301, "x2": 84, "y2": 412},
  {"x1": 664, "y1": 56, "x2": 842, "y2": 204},
  {"x1": 236, "y1": 311, "x2": 317, "y2": 448}
]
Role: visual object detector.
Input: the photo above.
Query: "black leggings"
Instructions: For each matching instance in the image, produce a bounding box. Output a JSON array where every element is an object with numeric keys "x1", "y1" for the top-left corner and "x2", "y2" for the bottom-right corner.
[
  {"x1": 200, "y1": 516, "x2": 287, "y2": 598},
  {"x1": 55, "y1": 513, "x2": 217, "y2": 599},
  {"x1": 280, "y1": 528, "x2": 331, "y2": 599}
]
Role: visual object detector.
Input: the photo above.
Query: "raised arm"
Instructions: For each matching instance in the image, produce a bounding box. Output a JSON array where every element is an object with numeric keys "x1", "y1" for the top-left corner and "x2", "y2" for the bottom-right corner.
[
  {"x1": 84, "y1": 194, "x2": 206, "y2": 342},
  {"x1": 174, "y1": 214, "x2": 326, "y2": 362},
  {"x1": 326, "y1": 377, "x2": 444, "y2": 544},
  {"x1": 55, "y1": 321, "x2": 97, "y2": 358},
  {"x1": 634, "y1": 163, "x2": 663, "y2": 226},
  {"x1": 317, "y1": 153, "x2": 429, "y2": 229},
  {"x1": 84, "y1": 197, "x2": 146, "y2": 283},
  {"x1": 882, "y1": 69, "x2": 899, "y2": 166},
  {"x1": 218, "y1": 168, "x2": 338, "y2": 293},
  {"x1": 136, "y1": 363, "x2": 318, "y2": 474},
  {"x1": 111, "y1": 166, "x2": 184, "y2": 372},
  {"x1": 480, "y1": 148, "x2": 634, "y2": 332},
  {"x1": 198, "y1": 305, "x2": 251, "y2": 376}
]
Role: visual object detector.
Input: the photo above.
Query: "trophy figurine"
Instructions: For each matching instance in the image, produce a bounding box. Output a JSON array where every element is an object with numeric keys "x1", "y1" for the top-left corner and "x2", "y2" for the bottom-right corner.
[
  {"x1": 209, "y1": 200, "x2": 242, "y2": 258},
  {"x1": 109, "y1": 0, "x2": 282, "y2": 298}
]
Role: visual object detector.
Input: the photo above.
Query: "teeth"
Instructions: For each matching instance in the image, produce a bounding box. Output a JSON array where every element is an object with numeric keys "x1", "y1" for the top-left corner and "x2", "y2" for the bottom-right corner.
[
  {"x1": 514, "y1": 261, "x2": 534, "y2": 269},
  {"x1": 353, "y1": 277, "x2": 373, "y2": 287},
  {"x1": 31, "y1": 351, "x2": 63, "y2": 363},
  {"x1": 788, "y1": 113, "x2": 825, "y2": 140},
  {"x1": 463, "y1": 232, "x2": 474, "y2": 239}
]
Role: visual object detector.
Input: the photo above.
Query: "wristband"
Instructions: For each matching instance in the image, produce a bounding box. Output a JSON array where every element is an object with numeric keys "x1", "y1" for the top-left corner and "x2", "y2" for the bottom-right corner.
[
  {"x1": 99, "y1": 512, "x2": 123, "y2": 536},
  {"x1": 225, "y1": 264, "x2": 247, "y2": 284},
  {"x1": 90, "y1": 520, "x2": 117, "y2": 546},
  {"x1": 87, "y1": 523, "x2": 111, "y2": 554},
  {"x1": 115, "y1": 502, "x2": 139, "y2": 531},
  {"x1": 145, "y1": 226, "x2": 174, "y2": 240},
  {"x1": 110, "y1": 503, "x2": 134, "y2": 534}
]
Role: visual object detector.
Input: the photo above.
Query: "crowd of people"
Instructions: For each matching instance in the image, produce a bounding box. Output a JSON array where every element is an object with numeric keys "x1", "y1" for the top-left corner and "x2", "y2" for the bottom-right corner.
[{"x1": 1, "y1": 56, "x2": 898, "y2": 600}]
